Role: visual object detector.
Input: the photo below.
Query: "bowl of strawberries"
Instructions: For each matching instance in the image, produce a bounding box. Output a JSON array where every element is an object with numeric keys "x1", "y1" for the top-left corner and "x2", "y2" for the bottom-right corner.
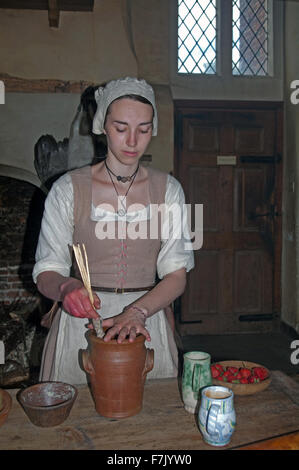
[{"x1": 211, "y1": 360, "x2": 271, "y2": 395}]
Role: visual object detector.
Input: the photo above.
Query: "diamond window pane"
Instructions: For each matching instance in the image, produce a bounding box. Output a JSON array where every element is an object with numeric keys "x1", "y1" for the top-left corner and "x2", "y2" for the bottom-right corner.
[
  {"x1": 178, "y1": 0, "x2": 217, "y2": 74},
  {"x1": 232, "y1": 0, "x2": 269, "y2": 76}
]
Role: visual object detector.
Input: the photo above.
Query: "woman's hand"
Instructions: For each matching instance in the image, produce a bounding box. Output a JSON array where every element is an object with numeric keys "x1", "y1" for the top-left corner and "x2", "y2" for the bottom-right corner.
[
  {"x1": 102, "y1": 306, "x2": 151, "y2": 343},
  {"x1": 62, "y1": 286, "x2": 101, "y2": 319}
]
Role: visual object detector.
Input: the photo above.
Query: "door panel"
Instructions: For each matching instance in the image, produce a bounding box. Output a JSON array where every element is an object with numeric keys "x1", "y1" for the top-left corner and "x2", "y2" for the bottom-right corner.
[
  {"x1": 233, "y1": 166, "x2": 274, "y2": 233},
  {"x1": 190, "y1": 168, "x2": 220, "y2": 231},
  {"x1": 175, "y1": 102, "x2": 282, "y2": 334}
]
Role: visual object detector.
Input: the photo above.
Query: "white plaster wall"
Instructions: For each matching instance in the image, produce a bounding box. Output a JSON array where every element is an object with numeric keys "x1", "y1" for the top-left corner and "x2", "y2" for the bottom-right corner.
[
  {"x1": 0, "y1": 1, "x2": 137, "y2": 82},
  {"x1": 130, "y1": 0, "x2": 170, "y2": 84},
  {"x1": 0, "y1": 92, "x2": 80, "y2": 181},
  {"x1": 145, "y1": 86, "x2": 174, "y2": 173}
]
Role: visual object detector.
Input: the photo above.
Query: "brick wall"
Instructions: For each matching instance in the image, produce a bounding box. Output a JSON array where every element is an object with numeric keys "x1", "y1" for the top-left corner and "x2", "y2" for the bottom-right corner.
[{"x1": 0, "y1": 176, "x2": 45, "y2": 304}]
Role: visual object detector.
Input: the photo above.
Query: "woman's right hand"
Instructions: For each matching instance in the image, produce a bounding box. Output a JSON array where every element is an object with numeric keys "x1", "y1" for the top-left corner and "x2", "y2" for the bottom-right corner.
[{"x1": 62, "y1": 286, "x2": 101, "y2": 319}]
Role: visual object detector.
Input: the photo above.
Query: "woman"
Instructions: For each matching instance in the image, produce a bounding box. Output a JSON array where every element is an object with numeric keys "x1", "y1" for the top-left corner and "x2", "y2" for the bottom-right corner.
[{"x1": 33, "y1": 77, "x2": 194, "y2": 385}]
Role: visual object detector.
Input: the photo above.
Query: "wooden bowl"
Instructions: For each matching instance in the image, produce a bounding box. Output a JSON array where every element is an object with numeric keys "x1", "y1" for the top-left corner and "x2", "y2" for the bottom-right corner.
[
  {"x1": 0, "y1": 389, "x2": 12, "y2": 427},
  {"x1": 211, "y1": 360, "x2": 271, "y2": 396},
  {"x1": 17, "y1": 381, "x2": 77, "y2": 427}
]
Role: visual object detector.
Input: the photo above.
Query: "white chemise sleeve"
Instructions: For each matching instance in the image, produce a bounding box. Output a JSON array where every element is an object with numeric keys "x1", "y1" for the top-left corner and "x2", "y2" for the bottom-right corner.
[
  {"x1": 156, "y1": 175, "x2": 195, "y2": 279},
  {"x1": 32, "y1": 173, "x2": 74, "y2": 283}
]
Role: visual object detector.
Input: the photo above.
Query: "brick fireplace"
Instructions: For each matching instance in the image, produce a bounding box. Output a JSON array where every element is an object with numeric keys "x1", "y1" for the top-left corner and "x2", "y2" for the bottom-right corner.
[
  {"x1": 0, "y1": 175, "x2": 47, "y2": 386},
  {"x1": 0, "y1": 175, "x2": 45, "y2": 303}
]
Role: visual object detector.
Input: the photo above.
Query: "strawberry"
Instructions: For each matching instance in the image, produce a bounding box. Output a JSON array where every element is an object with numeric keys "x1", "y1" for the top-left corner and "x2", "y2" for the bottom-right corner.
[
  {"x1": 240, "y1": 377, "x2": 249, "y2": 384},
  {"x1": 227, "y1": 374, "x2": 238, "y2": 383},
  {"x1": 235, "y1": 372, "x2": 243, "y2": 380},
  {"x1": 252, "y1": 367, "x2": 268, "y2": 380},
  {"x1": 216, "y1": 374, "x2": 224, "y2": 381},
  {"x1": 227, "y1": 366, "x2": 239, "y2": 375},
  {"x1": 211, "y1": 365, "x2": 221, "y2": 378},
  {"x1": 239, "y1": 367, "x2": 251, "y2": 379},
  {"x1": 223, "y1": 370, "x2": 231, "y2": 378},
  {"x1": 214, "y1": 364, "x2": 224, "y2": 372}
]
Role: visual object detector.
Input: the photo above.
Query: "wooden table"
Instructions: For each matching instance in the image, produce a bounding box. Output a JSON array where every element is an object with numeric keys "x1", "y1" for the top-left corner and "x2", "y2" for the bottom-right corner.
[{"x1": 1, "y1": 371, "x2": 299, "y2": 451}]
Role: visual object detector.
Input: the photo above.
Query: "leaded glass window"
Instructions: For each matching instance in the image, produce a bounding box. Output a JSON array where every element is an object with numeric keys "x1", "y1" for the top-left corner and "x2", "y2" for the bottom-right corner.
[
  {"x1": 177, "y1": 0, "x2": 271, "y2": 77},
  {"x1": 178, "y1": 0, "x2": 217, "y2": 74},
  {"x1": 232, "y1": 0, "x2": 269, "y2": 76}
]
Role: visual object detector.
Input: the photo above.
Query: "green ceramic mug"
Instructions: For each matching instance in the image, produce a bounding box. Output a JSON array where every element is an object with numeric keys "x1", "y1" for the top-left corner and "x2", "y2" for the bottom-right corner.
[{"x1": 182, "y1": 351, "x2": 212, "y2": 413}]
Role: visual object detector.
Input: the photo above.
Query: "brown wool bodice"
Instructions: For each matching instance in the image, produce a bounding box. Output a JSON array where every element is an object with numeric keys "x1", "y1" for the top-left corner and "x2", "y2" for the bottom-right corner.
[{"x1": 70, "y1": 165, "x2": 167, "y2": 289}]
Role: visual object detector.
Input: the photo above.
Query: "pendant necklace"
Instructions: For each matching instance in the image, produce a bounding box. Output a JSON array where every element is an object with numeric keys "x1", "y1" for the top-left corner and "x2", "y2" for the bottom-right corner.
[
  {"x1": 105, "y1": 160, "x2": 139, "y2": 216},
  {"x1": 104, "y1": 160, "x2": 139, "y2": 183}
]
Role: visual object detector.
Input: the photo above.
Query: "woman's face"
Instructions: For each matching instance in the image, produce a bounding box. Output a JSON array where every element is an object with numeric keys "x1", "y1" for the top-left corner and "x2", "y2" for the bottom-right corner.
[{"x1": 104, "y1": 97, "x2": 153, "y2": 167}]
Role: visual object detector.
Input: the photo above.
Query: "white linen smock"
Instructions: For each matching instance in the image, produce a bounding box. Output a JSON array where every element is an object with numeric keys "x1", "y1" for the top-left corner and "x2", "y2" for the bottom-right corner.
[{"x1": 33, "y1": 165, "x2": 194, "y2": 385}]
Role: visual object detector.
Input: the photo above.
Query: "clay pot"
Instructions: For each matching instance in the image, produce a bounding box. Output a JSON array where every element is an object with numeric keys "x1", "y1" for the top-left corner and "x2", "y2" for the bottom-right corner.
[{"x1": 82, "y1": 330, "x2": 154, "y2": 418}]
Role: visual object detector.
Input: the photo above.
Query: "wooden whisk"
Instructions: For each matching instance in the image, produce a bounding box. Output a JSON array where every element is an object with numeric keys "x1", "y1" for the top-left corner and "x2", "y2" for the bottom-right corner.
[{"x1": 72, "y1": 243, "x2": 104, "y2": 338}]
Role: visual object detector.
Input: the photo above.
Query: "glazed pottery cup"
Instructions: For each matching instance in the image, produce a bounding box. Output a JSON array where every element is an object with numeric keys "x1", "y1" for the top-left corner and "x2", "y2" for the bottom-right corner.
[
  {"x1": 198, "y1": 385, "x2": 236, "y2": 447},
  {"x1": 182, "y1": 351, "x2": 212, "y2": 413}
]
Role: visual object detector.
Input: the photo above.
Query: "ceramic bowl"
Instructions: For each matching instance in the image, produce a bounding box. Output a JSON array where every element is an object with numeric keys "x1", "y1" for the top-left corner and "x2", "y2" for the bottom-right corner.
[
  {"x1": 0, "y1": 389, "x2": 12, "y2": 427},
  {"x1": 17, "y1": 381, "x2": 77, "y2": 427},
  {"x1": 211, "y1": 360, "x2": 271, "y2": 396}
]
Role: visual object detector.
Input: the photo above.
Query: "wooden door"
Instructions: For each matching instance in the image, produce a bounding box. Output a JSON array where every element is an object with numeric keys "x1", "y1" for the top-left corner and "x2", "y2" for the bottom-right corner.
[{"x1": 174, "y1": 101, "x2": 283, "y2": 335}]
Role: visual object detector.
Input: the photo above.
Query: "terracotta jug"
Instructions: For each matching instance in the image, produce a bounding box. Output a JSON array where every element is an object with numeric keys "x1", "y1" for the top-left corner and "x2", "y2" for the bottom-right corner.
[{"x1": 82, "y1": 330, "x2": 154, "y2": 418}]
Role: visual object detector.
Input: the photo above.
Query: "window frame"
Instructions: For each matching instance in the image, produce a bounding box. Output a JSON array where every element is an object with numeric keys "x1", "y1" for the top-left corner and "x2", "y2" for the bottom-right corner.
[{"x1": 169, "y1": 0, "x2": 284, "y2": 101}]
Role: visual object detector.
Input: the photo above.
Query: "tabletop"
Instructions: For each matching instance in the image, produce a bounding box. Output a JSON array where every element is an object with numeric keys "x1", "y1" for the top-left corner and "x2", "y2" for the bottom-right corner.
[{"x1": 0, "y1": 370, "x2": 299, "y2": 451}]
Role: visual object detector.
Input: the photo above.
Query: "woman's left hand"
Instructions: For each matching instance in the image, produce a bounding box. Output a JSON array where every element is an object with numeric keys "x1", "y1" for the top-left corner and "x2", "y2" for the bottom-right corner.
[{"x1": 101, "y1": 307, "x2": 151, "y2": 343}]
